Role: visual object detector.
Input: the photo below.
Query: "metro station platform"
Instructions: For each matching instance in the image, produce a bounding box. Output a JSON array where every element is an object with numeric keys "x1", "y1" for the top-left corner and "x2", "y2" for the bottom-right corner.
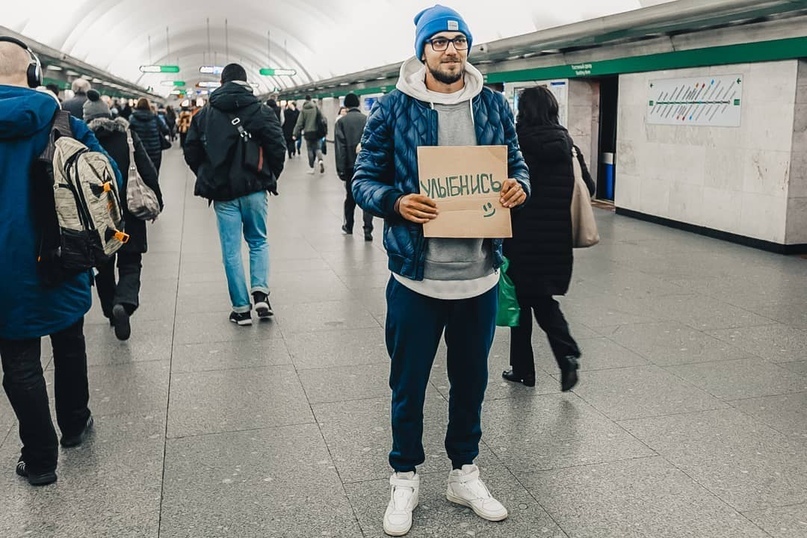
[{"x1": 2, "y1": 146, "x2": 807, "y2": 537}]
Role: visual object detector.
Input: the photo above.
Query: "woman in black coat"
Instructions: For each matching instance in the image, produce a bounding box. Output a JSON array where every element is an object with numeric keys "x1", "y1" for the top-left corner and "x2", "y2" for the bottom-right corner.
[
  {"x1": 128, "y1": 98, "x2": 169, "y2": 173},
  {"x1": 282, "y1": 102, "x2": 300, "y2": 158},
  {"x1": 87, "y1": 113, "x2": 164, "y2": 341},
  {"x1": 502, "y1": 85, "x2": 595, "y2": 391}
]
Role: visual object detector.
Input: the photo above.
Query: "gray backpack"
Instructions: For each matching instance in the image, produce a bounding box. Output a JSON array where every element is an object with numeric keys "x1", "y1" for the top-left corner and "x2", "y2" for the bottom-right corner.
[
  {"x1": 125, "y1": 129, "x2": 161, "y2": 220},
  {"x1": 33, "y1": 111, "x2": 128, "y2": 285}
]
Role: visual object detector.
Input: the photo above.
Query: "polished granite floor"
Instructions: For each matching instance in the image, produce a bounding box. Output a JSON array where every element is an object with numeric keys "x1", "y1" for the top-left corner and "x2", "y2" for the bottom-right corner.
[{"x1": 2, "y1": 146, "x2": 807, "y2": 537}]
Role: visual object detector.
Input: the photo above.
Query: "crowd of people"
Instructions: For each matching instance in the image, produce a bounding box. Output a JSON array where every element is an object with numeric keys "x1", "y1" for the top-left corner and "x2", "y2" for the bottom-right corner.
[{"x1": 0, "y1": 5, "x2": 596, "y2": 536}]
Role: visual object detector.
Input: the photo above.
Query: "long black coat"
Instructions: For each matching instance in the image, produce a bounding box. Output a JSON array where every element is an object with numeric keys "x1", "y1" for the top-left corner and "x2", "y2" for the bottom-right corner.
[
  {"x1": 504, "y1": 124, "x2": 595, "y2": 297},
  {"x1": 282, "y1": 108, "x2": 299, "y2": 140},
  {"x1": 129, "y1": 109, "x2": 168, "y2": 171},
  {"x1": 89, "y1": 117, "x2": 163, "y2": 253}
]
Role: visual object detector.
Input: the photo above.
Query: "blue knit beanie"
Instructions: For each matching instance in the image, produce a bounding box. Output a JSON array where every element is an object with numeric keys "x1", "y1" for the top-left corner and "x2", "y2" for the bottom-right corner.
[{"x1": 414, "y1": 4, "x2": 473, "y2": 61}]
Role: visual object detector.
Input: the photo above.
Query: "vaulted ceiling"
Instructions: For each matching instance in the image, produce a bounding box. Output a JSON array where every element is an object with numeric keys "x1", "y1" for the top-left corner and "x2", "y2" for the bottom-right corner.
[{"x1": 4, "y1": 0, "x2": 673, "y2": 97}]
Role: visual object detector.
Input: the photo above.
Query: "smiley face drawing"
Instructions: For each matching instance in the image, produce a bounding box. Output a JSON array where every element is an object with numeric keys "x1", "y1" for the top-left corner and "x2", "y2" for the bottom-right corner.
[{"x1": 482, "y1": 202, "x2": 496, "y2": 218}]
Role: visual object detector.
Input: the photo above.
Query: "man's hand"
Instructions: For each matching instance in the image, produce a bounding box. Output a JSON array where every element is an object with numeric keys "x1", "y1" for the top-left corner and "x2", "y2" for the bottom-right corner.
[
  {"x1": 396, "y1": 194, "x2": 439, "y2": 224},
  {"x1": 500, "y1": 179, "x2": 527, "y2": 208}
]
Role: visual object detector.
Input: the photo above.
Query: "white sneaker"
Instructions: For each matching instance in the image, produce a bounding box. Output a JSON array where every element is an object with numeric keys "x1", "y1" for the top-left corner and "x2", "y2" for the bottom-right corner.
[
  {"x1": 446, "y1": 464, "x2": 508, "y2": 522},
  {"x1": 307, "y1": 168, "x2": 316, "y2": 175},
  {"x1": 383, "y1": 471, "x2": 419, "y2": 536},
  {"x1": 318, "y1": 159, "x2": 325, "y2": 173}
]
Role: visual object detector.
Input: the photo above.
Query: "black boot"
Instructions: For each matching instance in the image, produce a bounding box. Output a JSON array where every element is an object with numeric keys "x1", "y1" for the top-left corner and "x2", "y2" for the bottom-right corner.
[
  {"x1": 560, "y1": 356, "x2": 579, "y2": 392},
  {"x1": 502, "y1": 369, "x2": 536, "y2": 387}
]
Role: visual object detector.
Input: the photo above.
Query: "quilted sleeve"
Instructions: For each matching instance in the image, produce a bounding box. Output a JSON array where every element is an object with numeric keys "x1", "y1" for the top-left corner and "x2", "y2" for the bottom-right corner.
[{"x1": 352, "y1": 97, "x2": 405, "y2": 218}]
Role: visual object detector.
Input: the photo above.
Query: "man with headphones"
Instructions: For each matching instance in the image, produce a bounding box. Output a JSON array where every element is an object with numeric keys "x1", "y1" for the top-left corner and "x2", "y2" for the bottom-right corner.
[{"x1": 0, "y1": 36, "x2": 120, "y2": 486}]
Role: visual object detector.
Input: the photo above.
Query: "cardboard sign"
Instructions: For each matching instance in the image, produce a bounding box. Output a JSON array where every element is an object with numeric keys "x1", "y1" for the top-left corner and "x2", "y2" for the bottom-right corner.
[{"x1": 417, "y1": 145, "x2": 512, "y2": 238}]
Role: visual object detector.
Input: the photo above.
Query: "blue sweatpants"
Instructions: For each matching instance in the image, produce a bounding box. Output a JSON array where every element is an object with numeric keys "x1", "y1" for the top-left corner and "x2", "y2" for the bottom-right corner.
[{"x1": 385, "y1": 276, "x2": 498, "y2": 472}]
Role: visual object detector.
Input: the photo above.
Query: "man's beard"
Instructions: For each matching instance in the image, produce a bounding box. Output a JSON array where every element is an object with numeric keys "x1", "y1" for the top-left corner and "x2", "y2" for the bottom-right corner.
[{"x1": 428, "y1": 60, "x2": 463, "y2": 85}]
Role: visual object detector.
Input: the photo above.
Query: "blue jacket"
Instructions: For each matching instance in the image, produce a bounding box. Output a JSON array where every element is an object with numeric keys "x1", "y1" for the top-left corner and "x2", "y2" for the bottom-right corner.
[
  {"x1": 0, "y1": 85, "x2": 121, "y2": 339},
  {"x1": 352, "y1": 87, "x2": 530, "y2": 280}
]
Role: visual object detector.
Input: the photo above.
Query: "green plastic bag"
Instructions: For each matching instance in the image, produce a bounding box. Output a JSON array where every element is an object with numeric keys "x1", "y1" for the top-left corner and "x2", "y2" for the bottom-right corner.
[{"x1": 496, "y1": 256, "x2": 520, "y2": 327}]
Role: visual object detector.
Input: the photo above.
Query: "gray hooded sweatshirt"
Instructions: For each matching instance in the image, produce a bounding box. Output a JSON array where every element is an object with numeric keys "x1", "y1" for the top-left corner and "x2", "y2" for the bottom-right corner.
[{"x1": 393, "y1": 56, "x2": 498, "y2": 300}]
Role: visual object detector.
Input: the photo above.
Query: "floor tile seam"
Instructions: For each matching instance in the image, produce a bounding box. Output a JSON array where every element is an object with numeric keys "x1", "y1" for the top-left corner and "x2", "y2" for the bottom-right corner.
[
  {"x1": 169, "y1": 362, "x2": 298, "y2": 376},
  {"x1": 656, "y1": 359, "x2": 807, "y2": 402},
  {"x1": 170, "y1": 363, "x2": 295, "y2": 375},
  {"x1": 157, "y1": 163, "x2": 191, "y2": 538},
  {"x1": 646, "y1": 450, "x2": 775, "y2": 535},
  {"x1": 292, "y1": 360, "x2": 390, "y2": 372},
  {"x1": 165, "y1": 419, "x2": 319, "y2": 441},
  {"x1": 722, "y1": 389, "x2": 807, "y2": 405},
  {"x1": 740, "y1": 500, "x2": 807, "y2": 514},
  {"x1": 493, "y1": 450, "x2": 664, "y2": 474},
  {"x1": 702, "y1": 322, "x2": 802, "y2": 337},
  {"x1": 285, "y1": 214, "x2": 367, "y2": 536},
  {"x1": 592, "y1": 400, "x2": 732, "y2": 424},
  {"x1": 475, "y1": 439, "x2": 573, "y2": 536}
]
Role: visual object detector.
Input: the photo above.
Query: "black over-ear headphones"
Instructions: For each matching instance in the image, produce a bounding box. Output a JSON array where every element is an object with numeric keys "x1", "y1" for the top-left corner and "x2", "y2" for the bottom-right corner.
[{"x1": 0, "y1": 36, "x2": 43, "y2": 88}]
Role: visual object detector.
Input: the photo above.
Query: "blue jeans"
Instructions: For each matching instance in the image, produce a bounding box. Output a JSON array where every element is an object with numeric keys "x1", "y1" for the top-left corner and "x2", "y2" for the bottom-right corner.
[
  {"x1": 213, "y1": 191, "x2": 270, "y2": 313},
  {"x1": 385, "y1": 277, "x2": 498, "y2": 472}
]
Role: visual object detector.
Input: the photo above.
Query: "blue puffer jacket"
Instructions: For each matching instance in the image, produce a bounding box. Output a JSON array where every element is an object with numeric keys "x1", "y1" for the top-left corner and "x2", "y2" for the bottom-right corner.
[
  {"x1": 0, "y1": 86, "x2": 121, "y2": 339},
  {"x1": 352, "y1": 87, "x2": 530, "y2": 280}
]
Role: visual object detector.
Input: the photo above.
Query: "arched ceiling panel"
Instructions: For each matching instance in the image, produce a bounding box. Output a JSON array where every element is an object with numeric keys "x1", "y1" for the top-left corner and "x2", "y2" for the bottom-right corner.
[{"x1": 5, "y1": 0, "x2": 674, "y2": 97}]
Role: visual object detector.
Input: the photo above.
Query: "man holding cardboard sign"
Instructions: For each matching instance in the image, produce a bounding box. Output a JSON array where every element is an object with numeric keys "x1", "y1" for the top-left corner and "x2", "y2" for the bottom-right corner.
[{"x1": 352, "y1": 5, "x2": 529, "y2": 535}]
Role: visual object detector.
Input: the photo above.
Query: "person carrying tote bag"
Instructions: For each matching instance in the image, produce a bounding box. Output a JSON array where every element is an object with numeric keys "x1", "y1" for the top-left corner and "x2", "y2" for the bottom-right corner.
[
  {"x1": 502, "y1": 85, "x2": 595, "y2": 391},
  {"x1": 571, "y1": 146, "x2": 600, "y2": 248}
]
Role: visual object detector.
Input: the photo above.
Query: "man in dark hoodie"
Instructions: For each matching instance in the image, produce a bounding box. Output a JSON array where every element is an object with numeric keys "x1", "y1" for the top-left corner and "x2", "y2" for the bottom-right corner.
[
  {"x1": 351, "y1": 6, "x2": 529, "y2": 535},
  {"x1": 0, "y1": 37, "x2": 120, "y2": 486},
  {"x1": 184, "y1": 63, "x2": 285, "y2": 326}
]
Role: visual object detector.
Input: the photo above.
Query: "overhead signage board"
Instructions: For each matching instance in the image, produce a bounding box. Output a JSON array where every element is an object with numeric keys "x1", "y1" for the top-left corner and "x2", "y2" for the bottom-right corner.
[{"x1": 647, "y1": 75, "x2": 743, "y2": 126}]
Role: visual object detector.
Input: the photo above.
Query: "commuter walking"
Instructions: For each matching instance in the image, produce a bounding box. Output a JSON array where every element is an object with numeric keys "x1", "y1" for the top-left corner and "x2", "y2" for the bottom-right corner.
[
  {"x1": 0, "y1": 37, "x2": 116, "y2": 486},
  {"x1": 61, "y1": 78, "x2": 90, "y2": 118},
  {"x1": 351, "y1": 6, "x2": 530, "y2": 535},
  {"x1": 502, "y1": 85, "x2": 595, "y2": 391},
  {"x1": 85, "y1": 91, "x2": 163, "y2": 341},
  {"x1": 129, "y1": 98, "x2": 169, "y2": 174},
  {"x1": 335, "y1": 93, "x2": 374, "y2": 240},
  {"x1": 184, "y1": 63, "x2": 286, "y2": 326},
  {"x1": 177, "y1": 106, "x2": 193, "y2": 147},
  {"x1": 282, "y1": 101, "x2": 300, "y2": 158},
  {"x1": 292, "y1": 95, "x2": 325, "y2": 174}
]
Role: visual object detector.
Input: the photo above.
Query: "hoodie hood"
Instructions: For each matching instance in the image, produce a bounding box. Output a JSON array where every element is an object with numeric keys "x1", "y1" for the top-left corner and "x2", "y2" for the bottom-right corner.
[
  {"x1": 209, "y1": 81, "x2": 259, "y2": 113},
  {"x1": 0, "y1": 85, "x2": 59, "y2": 140},
  {"x1": 395, "y1": 56, "x2": 484, "y2": 105},
  {"x1": 88, "y1": 117, "x2": 130, "y2": 140},
  {"x1": 517, "y1": 123, "x2": 573, "y2": 163}
]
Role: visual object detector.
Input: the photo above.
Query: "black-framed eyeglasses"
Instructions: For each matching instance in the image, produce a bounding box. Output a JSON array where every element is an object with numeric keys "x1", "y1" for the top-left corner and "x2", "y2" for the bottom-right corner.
[{"x1": 427, "y1": 36, "x2": 468, "y2": 52}]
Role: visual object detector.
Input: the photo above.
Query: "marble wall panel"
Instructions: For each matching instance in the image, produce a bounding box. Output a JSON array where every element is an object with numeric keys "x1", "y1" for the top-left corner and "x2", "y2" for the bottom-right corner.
[
  {"x1": 785, "y1": 197, "x2": 807, "y2": 244},
  {"x1": 617, "y1": 62, "x2": 799, "y2": 244}
]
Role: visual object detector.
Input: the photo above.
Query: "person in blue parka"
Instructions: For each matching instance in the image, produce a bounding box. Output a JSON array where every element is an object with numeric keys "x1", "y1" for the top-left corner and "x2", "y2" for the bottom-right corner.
[{"x1": 0, "y1": 37, "x2": 121, "y2": 486}]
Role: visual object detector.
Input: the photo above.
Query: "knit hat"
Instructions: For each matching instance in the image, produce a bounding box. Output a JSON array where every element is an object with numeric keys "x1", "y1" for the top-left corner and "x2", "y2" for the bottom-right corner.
[
  {"x1": 83, "y1": 90, "x2": 110, "y2": 121},
  {"x1": 344, "y1": 93, "x2": 360, "y2": 108},
  {"x1": 414, "y1": 4, "x2": 473, "y2": 61}
]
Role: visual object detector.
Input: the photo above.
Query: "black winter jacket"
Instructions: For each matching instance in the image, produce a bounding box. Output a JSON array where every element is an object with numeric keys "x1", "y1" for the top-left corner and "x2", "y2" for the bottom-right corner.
[
  {"x1": 282, "y1": 108, "x2": 299, "y2": 140},
  {"x1": 88, "y1": 117, "x2": 163, "y2": 253},
  {"x1": 334, "y1": 108, "x2": 366, "y2": 180},
  {"x1": 129, "y1": 109, "x2": 168, "y2": 170},
  {"x1": 184, "y1": 81, "x2": 285, "y2": 201},
  {"x1": 503, "y1": 123, "x2": 594, "y2": 297}
]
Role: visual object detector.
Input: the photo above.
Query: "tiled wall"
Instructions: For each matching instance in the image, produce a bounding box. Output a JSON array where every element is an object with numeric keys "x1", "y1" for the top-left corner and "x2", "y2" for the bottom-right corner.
[
  {"x1": 567, "y1": 79, "x2": 600, "y2": 185},
  {"x1": 786, "y1": 61, "x2": 807, "y2": 245},
  {"x1": 615, "y1": 61, "x2": 799, "y2": 244}
]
